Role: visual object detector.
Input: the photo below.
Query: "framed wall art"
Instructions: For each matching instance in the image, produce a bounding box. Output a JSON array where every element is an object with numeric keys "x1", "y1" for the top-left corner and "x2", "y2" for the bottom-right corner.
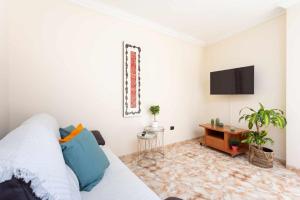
[{"x1": 123, "y1": 42, "x2": 142, "y2": 117}]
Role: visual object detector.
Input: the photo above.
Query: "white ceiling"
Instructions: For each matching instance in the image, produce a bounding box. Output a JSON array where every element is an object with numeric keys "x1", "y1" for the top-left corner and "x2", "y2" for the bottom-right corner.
[{"x1": 72, "y1": 0, "x2": 299, "y2": 45}]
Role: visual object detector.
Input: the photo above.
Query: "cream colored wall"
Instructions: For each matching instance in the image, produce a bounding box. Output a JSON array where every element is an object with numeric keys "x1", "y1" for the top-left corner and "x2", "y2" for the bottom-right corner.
[
  {"x1": 7, "y1": 0, "x2": 206, "y2": 156},
  {"x1": 0, "y1": 0, "x2": 9, "y2": 138},
  {"x1": 286, "y1": 3, "x2": 300, "y2": 169},
  {"x1": 204, "y1": 15, "x2": 286, "y2": 160}
]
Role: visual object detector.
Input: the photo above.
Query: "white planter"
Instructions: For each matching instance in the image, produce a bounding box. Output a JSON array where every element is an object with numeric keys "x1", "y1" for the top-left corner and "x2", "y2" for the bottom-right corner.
[{"x1": 151, "y1": 121, "x2": 159, "y2": 128}]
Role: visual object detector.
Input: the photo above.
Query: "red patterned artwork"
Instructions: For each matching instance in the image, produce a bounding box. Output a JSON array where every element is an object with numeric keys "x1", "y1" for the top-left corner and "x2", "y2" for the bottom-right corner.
[
  {"x1": 123, "y1": 42, "x2": 141, "y2": 117},
  {"x1": 130, "y1": 51, "x2": 137, "y2": 108}
]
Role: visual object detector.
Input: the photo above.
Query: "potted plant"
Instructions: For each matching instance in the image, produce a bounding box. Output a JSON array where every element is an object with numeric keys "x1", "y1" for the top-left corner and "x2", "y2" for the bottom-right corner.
[
  {"x1": 239, "y1": 103, "x2": 287, "y2": 168},
  {"x1": 215, "y1": 118, "x2": 224, "y2": 127},
  {"x1": 229, "y1": 138, "x2": 240, "y2": 153},
  {"x1": 149, "y1": 105, "x2": 160, "y2": 128}
]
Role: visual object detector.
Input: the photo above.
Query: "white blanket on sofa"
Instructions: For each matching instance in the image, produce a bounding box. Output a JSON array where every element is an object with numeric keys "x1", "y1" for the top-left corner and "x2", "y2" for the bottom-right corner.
[{"x1": 0, "y1": 114, "x2": 81, "y2": 200}]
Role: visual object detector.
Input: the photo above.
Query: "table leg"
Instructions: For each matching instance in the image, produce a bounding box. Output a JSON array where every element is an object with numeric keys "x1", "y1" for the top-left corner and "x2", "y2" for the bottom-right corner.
[
  {"x1": 137, "y1": 139, "x2": 140, "y2": 162},
  {"x1": 162, "y1": 131, "x2": 165, "y2": 157}
]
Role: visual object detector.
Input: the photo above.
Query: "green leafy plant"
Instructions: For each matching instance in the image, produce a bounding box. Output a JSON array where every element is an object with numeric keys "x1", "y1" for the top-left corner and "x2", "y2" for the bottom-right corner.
[
  {"x1": 239, "y1": 103, "x2": 287, "y2": 150},
  {"x1": 149, "y1": 105, "x2": 160, "y2": 121}
]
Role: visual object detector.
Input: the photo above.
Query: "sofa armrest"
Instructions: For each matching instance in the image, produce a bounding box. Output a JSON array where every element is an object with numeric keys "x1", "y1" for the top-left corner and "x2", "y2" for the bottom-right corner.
[{"x1": 91, "y1": 130, "x2": 105, "y2": 146}]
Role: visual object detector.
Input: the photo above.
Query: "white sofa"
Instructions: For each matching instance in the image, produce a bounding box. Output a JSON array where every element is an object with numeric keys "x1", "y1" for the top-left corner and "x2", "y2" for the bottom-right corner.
[
  {"x1": 81, "y1": 146, "x2": 160, "y2": 200},
  {"x1": 0, "y1": 114, "x2": 160, "y2": 200}
]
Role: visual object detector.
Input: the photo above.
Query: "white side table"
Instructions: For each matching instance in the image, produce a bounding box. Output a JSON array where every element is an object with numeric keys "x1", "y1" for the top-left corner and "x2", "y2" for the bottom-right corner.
[{"x1": 144, "y1": 126, "x2": 165, "y2": 157}]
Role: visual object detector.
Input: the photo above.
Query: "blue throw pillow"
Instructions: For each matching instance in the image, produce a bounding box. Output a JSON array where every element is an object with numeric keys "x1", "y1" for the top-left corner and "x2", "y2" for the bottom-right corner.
[
  {"x1": 59, "y1": 125, "x2": 75, "y2": 138},
  {"x1": 60, "y1": 128, "x2": 110, "y2": 191}
]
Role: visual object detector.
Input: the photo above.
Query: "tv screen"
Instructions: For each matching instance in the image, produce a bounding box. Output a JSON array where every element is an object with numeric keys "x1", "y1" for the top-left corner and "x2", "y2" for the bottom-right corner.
[{"x1": 210, "y1": 66, "x2": 254, "y2": 95}]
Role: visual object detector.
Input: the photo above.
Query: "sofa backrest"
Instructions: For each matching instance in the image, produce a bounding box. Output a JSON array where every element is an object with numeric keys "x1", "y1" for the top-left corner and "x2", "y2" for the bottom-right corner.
[
  {"x1": 21, "y1": 113, "x2": 60, "y2": 138},
  {"x1": 0, "y1": 113, "x2": 81, "y2": 200}
]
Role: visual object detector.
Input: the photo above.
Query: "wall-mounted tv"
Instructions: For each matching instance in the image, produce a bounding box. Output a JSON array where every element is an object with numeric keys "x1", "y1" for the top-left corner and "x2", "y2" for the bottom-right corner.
[{"x1": 210, "y1": 66, "x2": 254, "y2": 95}]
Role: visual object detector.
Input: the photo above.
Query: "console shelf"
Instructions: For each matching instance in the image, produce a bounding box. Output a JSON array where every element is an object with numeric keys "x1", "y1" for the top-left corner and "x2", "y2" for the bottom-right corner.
[{"x1": 199, "y1": 123, "x2": 249, "y2": 157}]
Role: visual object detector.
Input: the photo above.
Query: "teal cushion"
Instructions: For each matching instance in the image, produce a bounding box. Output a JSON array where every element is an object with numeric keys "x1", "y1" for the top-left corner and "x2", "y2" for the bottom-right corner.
[
  {"x1": 59, "y1": 125, "x2": 75, "y2": 138},
  {"x1": 60, "y1": 128, "x2": 110, "y2": 191}
]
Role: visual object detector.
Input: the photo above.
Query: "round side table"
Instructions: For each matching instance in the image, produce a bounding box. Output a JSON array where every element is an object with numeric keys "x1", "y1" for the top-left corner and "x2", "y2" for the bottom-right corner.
[
  {"x1": 137, "y1": 132, "x2": 157, "y2": 167},
  {"x1": 144, "y1": 126, "x2": 165, "y2": 158}
]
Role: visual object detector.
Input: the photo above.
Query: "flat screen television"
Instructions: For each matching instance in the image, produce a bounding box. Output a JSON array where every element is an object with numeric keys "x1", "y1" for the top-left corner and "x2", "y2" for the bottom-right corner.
[{"x1": 210, "y1": 66, "x2": 254, "y2": 95}]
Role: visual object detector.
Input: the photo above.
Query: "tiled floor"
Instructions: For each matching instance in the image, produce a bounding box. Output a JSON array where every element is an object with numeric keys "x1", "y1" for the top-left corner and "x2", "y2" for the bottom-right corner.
[{"x1": 120, "y1": 139, "x2": 300, "y2": 200}]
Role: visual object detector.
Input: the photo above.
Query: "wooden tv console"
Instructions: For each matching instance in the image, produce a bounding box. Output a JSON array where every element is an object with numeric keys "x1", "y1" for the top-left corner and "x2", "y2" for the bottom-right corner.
[{"x1": 199, "y1": 123, "x2": 249, "y2": 157}]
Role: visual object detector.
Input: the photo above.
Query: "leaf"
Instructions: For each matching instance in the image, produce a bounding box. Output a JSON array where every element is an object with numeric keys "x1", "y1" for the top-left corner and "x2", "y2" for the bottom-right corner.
[
  {"x1": 273, "y1": 109, "x2": 284, "y2": 115},
  {"x1": 241, "y1": 139, "x2": 247, "y2": 144},
  {"x1": 260, "y1": 130, "x2": 267, "y2": 137},
  {"x1": 245, "y1": 115, "x2": 251, "y2": 121},
  {"x1": 239, "y1": 116, "x2": 245, "y2": 122},
  {"x1": 239, "y1": 108, "x2": 245, "y2": 115},
  {"x1": 248, "y1": 122, "x2": 253, "y2": 129},
  {"x1": 249, "y1": 113, "x2": 257, "y2": 127},
  {"x1": 264, "y1": 112, "x2": 270, "y2": 126},
  {"x1": 259, "y1": 103, "x2": 264, "y2": 110},
  {"x1": 281, "y1": 116, "x2": 287, "y2": 127},
  {"x1": 247, "y1": 107, "x2": 256, "y2": 113},
  {"x1": 278, "y1": 117, "x2": 284, "y2": 128},
  {"x1": 278, "y1": 116, "x2": 287, "y2": 128},
  {"x1": 239, "y1": 107, "x2": 256, "y2": 115},
  {"x1": 283, "y1": 117, "x2": 287, "y2": 126},
  {"x1": 264, "y1": 137, "x2": 274, "y2": 145}
]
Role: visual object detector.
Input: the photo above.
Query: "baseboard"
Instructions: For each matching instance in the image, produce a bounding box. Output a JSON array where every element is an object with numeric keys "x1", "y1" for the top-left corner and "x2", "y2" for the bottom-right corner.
[
  {"x1": 164, "y1": 137, "x2": 201, "y2": 150},
  {"x1": 275, "y1": 158, "x2": 286, "y2": 165},
  {"x1": 286, "y1": 165, "x2": 300, "y2": 175}
]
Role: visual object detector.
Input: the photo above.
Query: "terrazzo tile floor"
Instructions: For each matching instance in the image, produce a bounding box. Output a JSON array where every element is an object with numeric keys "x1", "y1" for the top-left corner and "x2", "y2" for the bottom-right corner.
[{"x1": 120, "y1": 139, "x2": 300, "y2": 200}]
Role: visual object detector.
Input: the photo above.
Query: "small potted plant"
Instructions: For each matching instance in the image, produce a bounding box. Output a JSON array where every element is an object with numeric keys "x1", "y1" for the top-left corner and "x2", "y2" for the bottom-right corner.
[
  {"x1": 239, "y1": 103, "x2": 287, "y2": 168},
  {"x1": 215, "y1": 118, "x2": 224, "y2": 127},
  {"x1": 149, "y1": 105, "x2": 160, "y2": 128},
  {"x1": 210, "y1": 119, "x2": 215, "y2": 126},
  {"x1": 229, "y1": 138, "x2": 240, "y2": 153},
  {"x1": 216, "y1": 118, "x2": 220, "y2": 126}
]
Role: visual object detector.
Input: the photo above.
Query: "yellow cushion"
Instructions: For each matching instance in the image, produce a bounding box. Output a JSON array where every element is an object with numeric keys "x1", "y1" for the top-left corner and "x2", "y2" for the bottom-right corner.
[{"x1": 59, "y1": 124, "x2": 84, "y2": 143}]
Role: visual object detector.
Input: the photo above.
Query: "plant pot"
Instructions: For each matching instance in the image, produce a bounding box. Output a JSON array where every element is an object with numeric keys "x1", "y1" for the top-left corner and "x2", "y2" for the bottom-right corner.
[
  {"x1": 151, "y1": 121, "x2": 158, "y2": 128},
  {"x1": 248, "y1": 145, "x2": 274, "y2": 168},
  {"x1": 232, "y1": 146, "x2": 239, "y2": 153}
]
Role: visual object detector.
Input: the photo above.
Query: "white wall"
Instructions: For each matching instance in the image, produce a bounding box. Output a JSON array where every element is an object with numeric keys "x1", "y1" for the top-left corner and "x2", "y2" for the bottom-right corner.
[
  {"x1": 7, "y1": 0, "x2": 206, "y2": 156},
  {"x1": 204, "y1": 15, "x2": 286, "y2": 160},
  {"x1": 286, "y1": 3, "x2": 300, "y2": 169},
  {"x1": 0, "y1": 0, "x2": 9, "y2": 138}
]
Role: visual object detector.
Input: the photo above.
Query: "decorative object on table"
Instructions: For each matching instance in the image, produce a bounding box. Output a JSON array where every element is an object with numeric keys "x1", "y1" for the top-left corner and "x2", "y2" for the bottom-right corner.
[
  {"x1": 229, "y1": 138, "x2": 240, "y2": 153},
  {"x1": 149, "y1": 105, "x2": 160, "y2": 128},
  {"x1": 215, "y1": 118, "x2": 220, "y2": 126},
  {"x1": 123, "y1": 42, "x2": 142, "y2": 118},
  {"x1": 215, "y1": 118, "x2": 224, "y2": 127},
  {"x1": 239, "y1": 103, "x2": 287, "y2": 168},
  {"x1": 210, "y1": 119, "x2": 215, "y2": 126},
  {"x1": 218, "y1": 122, "x2": 224, "y2": 127},
  {"x1": 230, "y1": 126, "x2": 236, "y2": 132}
]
